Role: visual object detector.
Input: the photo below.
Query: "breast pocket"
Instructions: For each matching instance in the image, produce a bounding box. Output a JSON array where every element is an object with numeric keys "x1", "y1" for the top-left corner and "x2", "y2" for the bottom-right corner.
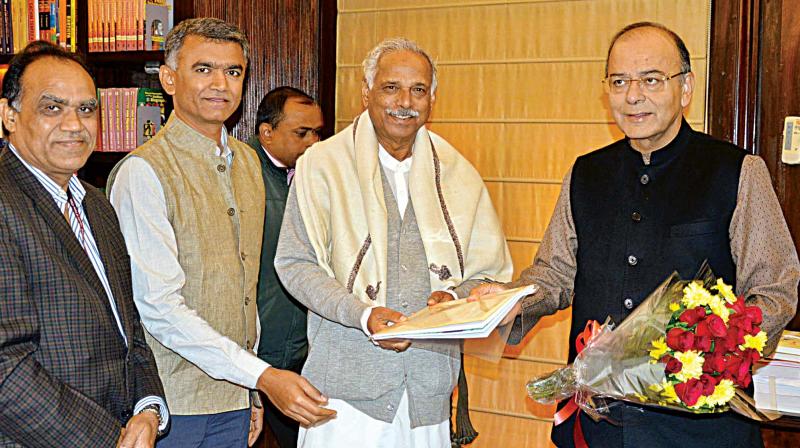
[{"x1": 669, "y1": 219, "x2": 724, "y2": 238}]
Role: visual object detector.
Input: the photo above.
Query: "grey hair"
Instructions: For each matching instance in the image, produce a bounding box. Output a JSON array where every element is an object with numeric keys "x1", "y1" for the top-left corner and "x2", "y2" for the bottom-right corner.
[
  {"x1": 362, "y1": 37, "x2": 437, "y2": 96},
  {"x1": 164, "y1": 17, "x2": 250, "y2": 69}
]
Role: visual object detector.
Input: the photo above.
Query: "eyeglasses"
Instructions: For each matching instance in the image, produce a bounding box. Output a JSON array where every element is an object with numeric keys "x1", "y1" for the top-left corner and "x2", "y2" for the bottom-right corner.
[{"x1": 602, "y1": 71, "x2": 688, "y2": 94}]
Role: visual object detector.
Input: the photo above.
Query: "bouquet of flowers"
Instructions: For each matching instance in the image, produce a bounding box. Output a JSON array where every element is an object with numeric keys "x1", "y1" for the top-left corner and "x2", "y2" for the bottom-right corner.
[{"x1": 526, "y1": 263, "x2": 772, "y2": 422}]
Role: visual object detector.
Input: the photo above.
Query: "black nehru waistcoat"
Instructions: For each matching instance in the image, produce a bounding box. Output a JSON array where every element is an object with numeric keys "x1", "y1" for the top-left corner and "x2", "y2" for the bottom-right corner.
[{"x1": 551, "y1": 121, "x2": 763, "y2": 448}]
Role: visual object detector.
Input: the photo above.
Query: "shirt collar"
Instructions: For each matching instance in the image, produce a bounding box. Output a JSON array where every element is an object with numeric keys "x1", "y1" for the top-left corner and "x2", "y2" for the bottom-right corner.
[
  {"x1": 261, "y1": 144, "x2": 288, "y2": 169},
  {"x1": 378, "y1": 144, "x2": 413, "y2": 173},
  {"x1": 217, "y1": 127, "x2": 232, "y2": 158},
  {"x1": 7, "y1": 143, "x2": 86, "y2": 204}
]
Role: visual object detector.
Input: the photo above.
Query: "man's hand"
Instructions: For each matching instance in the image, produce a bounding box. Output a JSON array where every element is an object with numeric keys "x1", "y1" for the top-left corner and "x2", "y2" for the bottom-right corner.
[
  {"x1": 247, "y1": 402, "x2": 263, "y2": 446},
  {"x1": 427, "y1": 291, "x2": 455, "y2": 306},
  {"x1": 467, "y1": 282, "x2": 520, "y2": 326},
  {"x1": 117, "y1": 412, "x2": 158, "y2": 448},
  {"x1": 256, "y1": 367, "x2": 336, "y2": 427},
  {"x1": 367, "y1": 306, "x2": 411, "y2": 352}
]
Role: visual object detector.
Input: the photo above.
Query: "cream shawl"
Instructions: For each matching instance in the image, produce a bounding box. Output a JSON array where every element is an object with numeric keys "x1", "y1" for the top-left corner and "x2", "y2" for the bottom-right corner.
[{"x1": 295, "y1": 111, "x2": 512, "y2": 306}]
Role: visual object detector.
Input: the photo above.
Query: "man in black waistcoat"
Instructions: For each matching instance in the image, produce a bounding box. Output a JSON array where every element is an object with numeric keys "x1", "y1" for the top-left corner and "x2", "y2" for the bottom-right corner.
[
  {"x1": 247, "y1": 87, "x2": 324, "y2": 448},
  {"x1": 475, "y1": 22, "x2": 799, "y2": 447}
]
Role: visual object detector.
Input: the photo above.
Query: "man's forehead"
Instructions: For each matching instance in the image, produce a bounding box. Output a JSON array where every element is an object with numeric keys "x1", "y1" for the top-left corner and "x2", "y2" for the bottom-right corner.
[
  {"x1": 178, "y1": 36, "x2": 245, "y2": 65},
  {"x1": 23, "y1": 58, "x2": 95, "y2": 96},
  {"x1": 609, "y1": 28, "x2": 682, "y2": 70},
  {"x1": 375, "y1": 51, "x2": 432, "y2": 80}
]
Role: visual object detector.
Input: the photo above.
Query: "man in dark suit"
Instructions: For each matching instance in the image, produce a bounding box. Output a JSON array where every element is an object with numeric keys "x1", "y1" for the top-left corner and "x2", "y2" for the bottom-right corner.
[
  {"x1": 246, "y1": 87, "x2": 323, "y2": 447},
  {"x1": 0, "y1": 42, "x2": 168, "y2": 447}
]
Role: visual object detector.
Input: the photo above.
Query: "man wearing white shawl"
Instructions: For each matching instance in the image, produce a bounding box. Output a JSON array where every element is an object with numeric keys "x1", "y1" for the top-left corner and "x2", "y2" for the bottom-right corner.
[{"x1": 274, "y1": 38, "x2": 512, "y2": 447}]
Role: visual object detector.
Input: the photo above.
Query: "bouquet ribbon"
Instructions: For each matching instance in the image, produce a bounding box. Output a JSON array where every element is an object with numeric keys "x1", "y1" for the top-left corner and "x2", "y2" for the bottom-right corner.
[{"x1": 553, "y1": 320, "x2": 601, "y2": 448}]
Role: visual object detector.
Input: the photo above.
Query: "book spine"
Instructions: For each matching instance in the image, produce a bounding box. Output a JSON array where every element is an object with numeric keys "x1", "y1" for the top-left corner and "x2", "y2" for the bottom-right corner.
[
  {"x1": 49, "y1": 0, "x2": 56, "y2": 45},
  {"x1": 25, "y1": 0, "x2": 34, "y2": 43},
  {"x1": 37, "y1": 0, "x2": 46, "y2": 41},
  {"x1": 57, "y1": 0, "x2": 64, "y2": 47},
  {"x1": 68, "y1": 0, "x2": 73, "y2": 51},
  {"x1": 1, "y1": 0, "x2": 7, "y2": 55}
]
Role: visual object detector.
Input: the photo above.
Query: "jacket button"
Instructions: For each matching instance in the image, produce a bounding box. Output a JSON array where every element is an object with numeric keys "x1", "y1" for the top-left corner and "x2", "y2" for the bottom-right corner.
[
  {"x1": 631, "y1": 211, "x2": 641, "y2": 222},
  {"x1": 227, "y1": 208, "x2": 235, "y2": 216},
  {"x1": 245, "y1": 297, "x2": 251, "y2": 306},
  {"x1": 387, "y1": 404, "x2": 394, "y2": 411},
  {"x1": 217, "y1": 164, "x2": 226, "y2": 173},
  {"x1": 627, "y1": 255, "x2": 638, "y2": 266},
  {"x1": 640, "y1": 174, "x2": 650, "y2": 185},
  {"x1": 401, "y1": 301, "x2": 409, "y2": 308},
  {"x1": 240, "y1": 252, "x2": 246, "y2": 260},
  {"x1": 623, "y1": 298, "x2": 634, "y2": 310}
]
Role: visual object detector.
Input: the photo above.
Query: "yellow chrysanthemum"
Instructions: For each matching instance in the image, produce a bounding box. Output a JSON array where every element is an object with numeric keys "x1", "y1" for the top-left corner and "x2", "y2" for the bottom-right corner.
[
  {"x1": 740, "y1": 331, "x2": 768, "y2": 354},
  {"x1": 705, "y1": 379, "x2": 736, "y2": 407},
  {"x1": 682, "y1": 281, "x2": 713, "y2": 309},
  {"x1": 632, "y1": 392, "x2": 648, "y2": 402},
  {"x1": 669, "y1": 302, "x2": 682, "y2": 312},
  {"x1": 673, "y1": 350, "x2": 704, "y2": 382},
  {"x1": 708, "y1": 295, "x2": 731, "y2": 323},
  {"x1": 648, "y1": 382, "x2": 663, "y2": 393},
  {"x1": 659, "y1": 381, "x2": 680, "y2": 404},
  {"x1": 689, "y1": 395, "x2": 709, "y2": 409},
  {"x1": 713, "y1": 278, "x2": 738, "y2": 304},
  {"x1": 649, "y1": 337, "x2": 668, "y2": 363}
]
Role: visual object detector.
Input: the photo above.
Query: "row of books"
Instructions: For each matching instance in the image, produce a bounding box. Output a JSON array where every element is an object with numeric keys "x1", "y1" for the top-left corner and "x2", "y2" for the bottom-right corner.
[
  {"x1": 0, "y1": 1, "x2": 174, "y2": 55},
  {"x1": 88, "y1": 0, "x2": 173, "y2": 52},
  {"x1": 0, "y1": 0, "x2": 78, "y2": 54},
  {"x1": 96, "y1": 87, "x2": 165, "y2": 152},
  {"x1": 753, "y1": 330, "x2": 800, "y2": 416}
]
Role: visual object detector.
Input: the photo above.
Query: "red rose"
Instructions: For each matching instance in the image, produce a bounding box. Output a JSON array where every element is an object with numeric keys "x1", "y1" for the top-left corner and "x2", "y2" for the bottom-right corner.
[
  {"x1": 727, "y1": 296, "x2": 746, "y2": 314},
  {"x1": 705, "y1": 315, "x2": 728, "y2": 338},
  {"x1": 736, "y1": 359, "x2": 752, "y2": 388},
  {"x1": 696, "y1": 320, "x2": 712, "y2": 337},
  {"x1": 675, "y1": 379, "x2": 704, "y2": 406},
  {"x1": 704, "y1": 352, "x2": 726, "y2": 373},
  {"x1": 680, "y1": 306, "x2": 707, "y2": 326},
  {"x1": 744, "y1": 306, "x2": 763, "y2": 325},
  {"x1": 722, "y1": 326, "x2": 745, "y2": 351},
  {"x1": 729, "y1": 313, "x2": 754, "y2": 334},
  {"x1": 743, "y1": 348, "x2": 761, "y2": 364},
  {"x1": 694, "y1": 334, "x2": 712, "y2": 352},
  {"x1": 723, "y1": 354, "x2": 746, "y2": 385},
  {"x1": 661, "y1": 355, "x2": 683, "y2": 374},
  {"x1": 699, "y1": 374, "x2": 718, "y2": 395},
  {"x1": 667, "y1": 328, "x2": 695, "y2": 352}
]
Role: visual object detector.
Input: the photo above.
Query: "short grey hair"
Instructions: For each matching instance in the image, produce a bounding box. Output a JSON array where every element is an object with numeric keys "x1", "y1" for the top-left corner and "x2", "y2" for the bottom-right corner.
[
  {"x1": 164, "y1": 17, "x2": 250, "y2": 70},
  {"x1": 362, "y1": 37, "x2": 438, "y2": 96}
]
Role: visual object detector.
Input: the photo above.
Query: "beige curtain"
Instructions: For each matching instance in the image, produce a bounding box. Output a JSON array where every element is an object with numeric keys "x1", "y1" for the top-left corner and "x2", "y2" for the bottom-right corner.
[{"x1": 336, "y1": 1, "x2": 711, "y2": 445}]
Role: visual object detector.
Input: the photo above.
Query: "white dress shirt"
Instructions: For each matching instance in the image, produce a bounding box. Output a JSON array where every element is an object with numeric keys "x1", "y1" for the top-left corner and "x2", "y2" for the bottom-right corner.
[
  {"x1": 8, "y1": 144, "x2": 168, "y2": 430},
  {"x1": 108, "y1": 129, "x2": 270, "y2": 394}
]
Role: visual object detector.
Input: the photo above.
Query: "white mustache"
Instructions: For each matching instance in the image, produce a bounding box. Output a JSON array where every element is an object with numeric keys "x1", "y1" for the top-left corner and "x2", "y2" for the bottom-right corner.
[{"x1": 386, "y1": 108, "x2": 419, "y2": 119}]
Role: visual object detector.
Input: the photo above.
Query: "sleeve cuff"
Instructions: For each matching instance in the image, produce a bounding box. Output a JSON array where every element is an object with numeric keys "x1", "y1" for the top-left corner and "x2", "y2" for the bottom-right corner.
[
  {"x1": 134, "y1": 396, "x2": 170, "y2": 432},
  {"x1": 234, "y1": 350, "x2": 272, "y2": 389},
  {"x1": 360, "y1": 305, "x2": 377, "y2": 336}
]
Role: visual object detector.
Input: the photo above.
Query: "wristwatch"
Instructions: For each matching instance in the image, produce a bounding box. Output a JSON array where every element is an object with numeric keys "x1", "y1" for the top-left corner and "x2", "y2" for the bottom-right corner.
[{"x1": 138, "y1": 404, "x2": 165, "y2": 436}]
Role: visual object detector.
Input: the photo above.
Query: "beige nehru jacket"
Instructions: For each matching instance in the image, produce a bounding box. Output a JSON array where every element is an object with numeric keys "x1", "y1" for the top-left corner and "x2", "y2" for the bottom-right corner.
[{"x1": 108, "y1": 115, "x2": 264, "y2": 414}]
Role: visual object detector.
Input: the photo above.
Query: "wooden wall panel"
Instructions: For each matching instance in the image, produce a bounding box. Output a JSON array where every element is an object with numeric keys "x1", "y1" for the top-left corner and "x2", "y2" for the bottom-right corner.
[
  {"x1": 188, "y1": 0, "x2": 323, "y2": 140},
  {"x1": 337, "y1": 1, "x2": 711, "y2": 445}
]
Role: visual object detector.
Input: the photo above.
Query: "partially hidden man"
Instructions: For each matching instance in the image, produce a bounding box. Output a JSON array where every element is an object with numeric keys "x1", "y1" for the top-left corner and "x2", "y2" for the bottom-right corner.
[
  {"x1": 0, "y1": 42, "x2": 168, "y2": 447},
  {"x1": 107, "y1": 18, "x2": 333, "y2": 447},
  {"x1": 246, "y1": 87, "x2": 323, "y2": 447},
  {"x1": 275, "y1": 37, "x2": 512, "y2": 447},
  {"x1": 473, "y1": 22, "x2": 800, "y2": 448}
]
